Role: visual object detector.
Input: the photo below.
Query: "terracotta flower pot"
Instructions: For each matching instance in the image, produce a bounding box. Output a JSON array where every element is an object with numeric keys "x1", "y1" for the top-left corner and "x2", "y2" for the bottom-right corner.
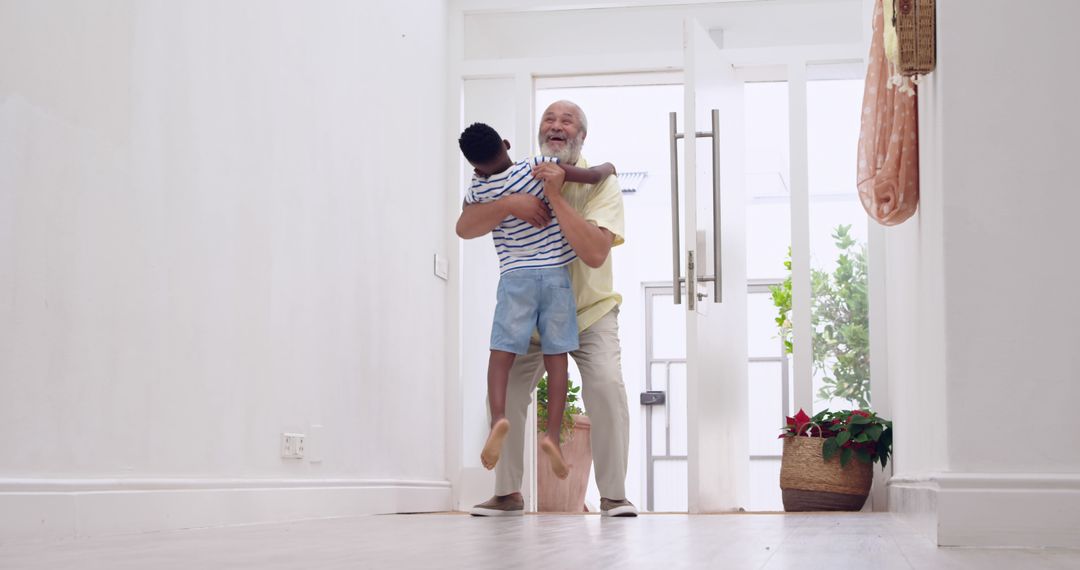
[
  {"x1": 537, "y1": 414, "x2": 592, "y2": 512},
  {"x1": 779, "y1": 435, "x2": 873, "y2": 511}
]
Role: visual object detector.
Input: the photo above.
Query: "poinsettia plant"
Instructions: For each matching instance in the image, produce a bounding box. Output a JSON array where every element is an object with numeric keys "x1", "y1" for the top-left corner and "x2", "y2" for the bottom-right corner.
[{"x1": 780, "y1": 408, "x2": 893, "y2": 470}]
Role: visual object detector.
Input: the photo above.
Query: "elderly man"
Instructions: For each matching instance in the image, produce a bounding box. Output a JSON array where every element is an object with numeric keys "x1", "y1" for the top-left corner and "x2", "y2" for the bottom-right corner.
[{"x1": 455, "y1": 100, "x2": 636, "y2": 517}]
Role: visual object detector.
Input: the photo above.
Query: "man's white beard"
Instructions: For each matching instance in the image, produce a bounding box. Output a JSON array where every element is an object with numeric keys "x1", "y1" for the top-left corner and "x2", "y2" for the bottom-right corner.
[{"x1": 540, "y1": 133, "x2": 584, "y2": 164}]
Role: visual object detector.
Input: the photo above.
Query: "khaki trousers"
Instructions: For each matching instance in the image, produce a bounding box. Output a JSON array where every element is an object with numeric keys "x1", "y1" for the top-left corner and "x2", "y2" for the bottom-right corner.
[{"x1": 493, "y1": 308, "x2": 630, "y2": 500}]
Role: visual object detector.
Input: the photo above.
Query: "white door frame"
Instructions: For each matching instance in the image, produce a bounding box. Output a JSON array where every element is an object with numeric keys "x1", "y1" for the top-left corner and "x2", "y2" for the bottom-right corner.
[{"x1": 446, "y1": 2, "x2": 877, "y2": 512}]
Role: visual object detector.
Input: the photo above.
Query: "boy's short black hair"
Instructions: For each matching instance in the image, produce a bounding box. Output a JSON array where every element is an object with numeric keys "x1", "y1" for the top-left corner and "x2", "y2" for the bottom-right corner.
[{"x1": 458, "y1": 122, "x2": 503, "y2": 164}]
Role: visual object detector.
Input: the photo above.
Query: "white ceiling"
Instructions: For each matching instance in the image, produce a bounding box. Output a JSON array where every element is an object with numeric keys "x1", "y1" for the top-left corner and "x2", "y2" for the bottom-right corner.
[{"x1": 455, "y1": 0, "x2": 809, "y2": 15}]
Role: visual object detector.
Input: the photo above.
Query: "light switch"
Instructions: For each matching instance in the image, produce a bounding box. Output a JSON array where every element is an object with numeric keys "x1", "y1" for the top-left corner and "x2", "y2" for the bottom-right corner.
[{"x1": 434, "y1": 254, "x2": 449, "y2": 280}]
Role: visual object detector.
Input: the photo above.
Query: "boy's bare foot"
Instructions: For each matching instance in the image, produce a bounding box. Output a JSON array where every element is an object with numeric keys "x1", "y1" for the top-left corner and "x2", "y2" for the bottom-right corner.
[
  {"x1": 540, "y1": 436, "x2": 570, "y2": 479},
  {"x1": 481, "y1": 418, "x2": 511, "y2": 470}
]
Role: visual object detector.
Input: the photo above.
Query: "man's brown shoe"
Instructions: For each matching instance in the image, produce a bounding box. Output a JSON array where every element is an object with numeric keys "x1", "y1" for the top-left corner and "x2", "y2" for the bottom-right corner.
[
  {"x1": 469, "y1": 493, "x2": 524, "y2": 517},
  {"x1": 600, "y1": 497, "x2": 638, "y2": 517}
]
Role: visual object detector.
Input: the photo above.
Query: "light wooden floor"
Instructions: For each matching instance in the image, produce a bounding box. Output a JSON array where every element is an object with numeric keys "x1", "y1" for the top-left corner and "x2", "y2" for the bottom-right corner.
[{"x1": 2, "y1": 513, "x2": 1077, "y2": 569}]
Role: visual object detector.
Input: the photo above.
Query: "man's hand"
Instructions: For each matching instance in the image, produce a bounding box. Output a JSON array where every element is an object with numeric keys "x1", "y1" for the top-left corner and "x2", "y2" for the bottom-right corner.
[
  {"x1": 532, "y1": 161, "x2": 613, "y2": 266},
  {"x1": 502, "y1": 194, "x2": 551, "y2": 228},
  {"x1": 457, "y1": 194, "x2": 552, "y2": 239},
  {"x1": 532, "y1": 163, "x2": 567, "y2": 196}
]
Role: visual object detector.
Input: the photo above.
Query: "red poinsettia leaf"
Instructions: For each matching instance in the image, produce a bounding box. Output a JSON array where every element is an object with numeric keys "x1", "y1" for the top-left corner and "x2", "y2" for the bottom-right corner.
[
  {"x1": 785, "y1": 416, "x2": 795, "y2": 426},
  {"x1": 794, "y1": 409, "x2": 810, "y2": 426}
]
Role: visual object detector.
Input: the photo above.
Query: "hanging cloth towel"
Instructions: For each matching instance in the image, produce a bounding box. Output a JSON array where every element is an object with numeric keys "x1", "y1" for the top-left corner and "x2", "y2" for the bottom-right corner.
[{"x1": 857, "y1": 0, "x2": 919, "y2": 226}]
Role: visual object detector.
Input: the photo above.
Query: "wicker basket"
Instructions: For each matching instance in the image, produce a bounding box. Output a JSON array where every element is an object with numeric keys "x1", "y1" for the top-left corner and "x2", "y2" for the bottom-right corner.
[
  {"x1": 894, "y1": 0, "x2": 936, "y2": 75},
  {"x1": 780, "y1": 436, "x2": 873, "y2": 511}
]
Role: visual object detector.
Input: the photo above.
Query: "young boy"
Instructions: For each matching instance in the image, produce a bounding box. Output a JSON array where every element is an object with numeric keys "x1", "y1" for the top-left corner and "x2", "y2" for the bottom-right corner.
[{"x1": 458, "y1": 122, "x2": 615, "y2": 479}]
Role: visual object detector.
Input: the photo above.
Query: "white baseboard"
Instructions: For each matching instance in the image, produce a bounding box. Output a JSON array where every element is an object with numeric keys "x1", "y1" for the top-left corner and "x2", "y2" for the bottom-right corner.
[
  {"x1": 887, "y1": 474, "x2": 939, "y2": 543},
  {"x1": 889, "y1": 472, "x2": 1080, "y2": 548},
  {"x1": 0, "y1": 477, "x2": 452, "y2": 542}
]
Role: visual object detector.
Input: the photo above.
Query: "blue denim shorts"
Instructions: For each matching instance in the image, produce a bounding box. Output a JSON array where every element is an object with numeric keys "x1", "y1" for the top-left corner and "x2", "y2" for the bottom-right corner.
[{"x1": 491, "y1": 266, "x2": 579, "y2": 355}]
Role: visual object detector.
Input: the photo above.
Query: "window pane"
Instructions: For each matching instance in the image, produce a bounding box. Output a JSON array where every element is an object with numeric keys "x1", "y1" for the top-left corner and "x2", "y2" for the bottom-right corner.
[
  {"x1": 651, "y1": 294, "x2": 685, "y2": 360},
  {"x1": 748, "y1": 291, "x2": 784, "y2": 359},
  {"x1": 649, "y1": 362, "x2": 669, "y2": 455},
  {"x1": 745, "y1": 82, "x2": 791, "y2": 281},
  {"x1": 749, "y1": 459, "x2": 783, "y2": 512},
  {"x1": 653, "y1": 459, "x2": 688, "y2": 512},
  {"x1": 748, "y1": 362, "x2": 784, "y2": 456},
  {"x1": 668, "y1": 362, "x2": 688, "y2": 457},
  {"x1": 807, "y1": 77, "x2": 871, "y2": 413}
]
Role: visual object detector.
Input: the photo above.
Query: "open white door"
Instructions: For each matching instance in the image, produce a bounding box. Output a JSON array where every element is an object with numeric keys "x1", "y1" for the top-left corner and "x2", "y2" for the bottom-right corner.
[{"x1": 679, "y1": 19, "x2": 749, "y2": 512}]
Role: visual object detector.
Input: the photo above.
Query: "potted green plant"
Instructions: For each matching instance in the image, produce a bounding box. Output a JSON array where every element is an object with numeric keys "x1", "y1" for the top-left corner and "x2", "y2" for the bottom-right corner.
[
  {"x1": 536, "y1": 374, "x2": 582, "y2": 442},
  {"x1": 536, "y1": 375, "x2": 591, "y2": 512},
  {"x1": 770, "y1": 225, "x2": 871, "y2": 409},
  {"x1": 778, "y1": 408, "x2": 893, "y2": 511}
]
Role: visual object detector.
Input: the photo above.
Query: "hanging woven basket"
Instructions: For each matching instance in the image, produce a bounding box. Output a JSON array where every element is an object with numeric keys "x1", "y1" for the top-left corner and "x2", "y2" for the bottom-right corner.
[
  {"x1": 779, "y1": 436, "x2": 873, "y2": 511},
  {"x1": 893, "y1": 0, "x2": 936, "y2": 76}
]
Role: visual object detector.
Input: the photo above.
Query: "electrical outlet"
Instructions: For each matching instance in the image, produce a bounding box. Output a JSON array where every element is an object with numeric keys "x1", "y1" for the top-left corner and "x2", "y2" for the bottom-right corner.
[{"x1": 281, "y1": 432, "x2": 305, "y2": 459}]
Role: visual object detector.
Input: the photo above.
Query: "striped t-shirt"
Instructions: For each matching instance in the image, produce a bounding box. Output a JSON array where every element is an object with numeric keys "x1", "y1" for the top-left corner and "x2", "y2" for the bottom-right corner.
[{"x1": 464, "y1": 156, "x2": 576, "y2": 275}]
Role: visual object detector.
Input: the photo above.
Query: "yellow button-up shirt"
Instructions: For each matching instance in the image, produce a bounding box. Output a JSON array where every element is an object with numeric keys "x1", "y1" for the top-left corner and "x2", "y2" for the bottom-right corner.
[{"x1": 561, "y1": 157, "x2": 626, "y2": 332}]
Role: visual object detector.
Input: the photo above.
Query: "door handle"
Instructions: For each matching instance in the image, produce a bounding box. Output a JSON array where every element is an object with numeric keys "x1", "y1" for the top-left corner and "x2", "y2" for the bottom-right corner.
[
  {"x1": 709, "y1": 108, "x2": 723, "y2": 304},
  {"x1": 640, "y1": 391, "x2": 667, "y2": 406},
  {"x1": 687, "y1": 250, "x2": 696, "y2": 311},
  {"x1": 668, "y1": 112, "x2": 682, "y2": 305},
  {"x1": 669, "y1": 109, "x2": 723, "y2": 307}
]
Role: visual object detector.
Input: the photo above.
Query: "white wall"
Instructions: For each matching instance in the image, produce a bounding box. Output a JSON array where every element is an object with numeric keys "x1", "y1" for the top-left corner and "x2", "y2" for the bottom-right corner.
[
  {"x1": 935, "y1": 1, "x2": 1080, "y2": 475},
  {"x1": 886, "y1": 0, "x2": 1080, "y2": 547},
  {"x1": 453, "y1": 77, "x2": 521, "y2": 510},
  {"x1": 881, "y1": 77, "x2": 949, "y2": 478},
  {"x1": 0, "y1": 0, "x2": 451, "y2": 540}
]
